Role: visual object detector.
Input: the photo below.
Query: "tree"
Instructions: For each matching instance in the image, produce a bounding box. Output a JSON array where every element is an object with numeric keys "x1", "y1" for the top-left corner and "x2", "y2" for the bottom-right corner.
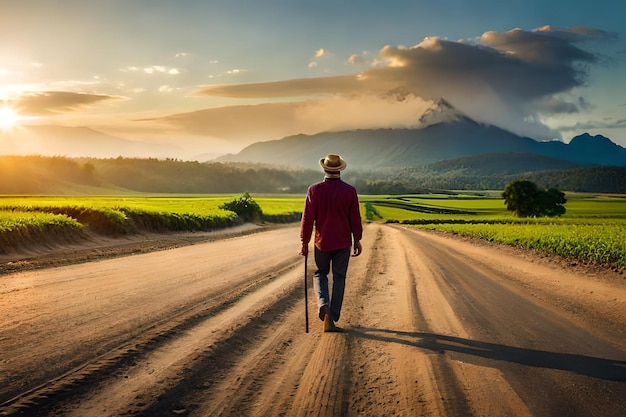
[
  {"x1": 502, "y1": 180, "x2": 566, "y2": 217},
  {"x1": 537, "y1": 187, "x2": 567, "y2": 217},
  {"x1": 502, "y1": 179, "x2": 539, "y2": 217}
]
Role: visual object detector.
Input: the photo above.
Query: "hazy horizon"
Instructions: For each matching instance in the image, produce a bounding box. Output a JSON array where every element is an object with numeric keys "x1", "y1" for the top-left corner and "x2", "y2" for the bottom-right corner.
[{"x1": 1, "y1": 1, "x2": 625, "y2": 160}]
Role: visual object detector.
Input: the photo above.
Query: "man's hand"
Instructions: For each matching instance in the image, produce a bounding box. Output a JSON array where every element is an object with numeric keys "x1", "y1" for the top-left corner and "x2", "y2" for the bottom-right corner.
[
  {"x1": 300, "y1": 243, "x2": 309, "y2": 257},
  {"x1": 352, "y1": 240, "x2": 362, "y2": 257}
]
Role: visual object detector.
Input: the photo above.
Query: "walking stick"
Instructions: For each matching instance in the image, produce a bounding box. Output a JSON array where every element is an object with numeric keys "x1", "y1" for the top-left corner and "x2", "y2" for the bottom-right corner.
[{"x1": 304, "y1": 254, "x2": 309, "y2": 333}]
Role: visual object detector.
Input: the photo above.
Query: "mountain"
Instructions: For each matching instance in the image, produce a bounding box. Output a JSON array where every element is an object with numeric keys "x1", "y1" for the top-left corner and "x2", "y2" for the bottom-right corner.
[
  {"x1": 216, "y1": 100, "x2": 626, "y2": 171},
  {"x1": 565, "y1": 133, "x2": 626, "y2": 165},
  {"x1": 418, "y1": 98, "x2": 468, "y2": 126}
]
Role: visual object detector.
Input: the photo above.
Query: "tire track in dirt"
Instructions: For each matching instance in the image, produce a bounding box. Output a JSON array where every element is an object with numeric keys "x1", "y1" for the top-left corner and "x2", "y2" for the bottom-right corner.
[
  {"x1": 345, "y1": 224, "x2": 472, "y2": 417},
  {"x1": 343, "y1": 225, "x2": 428, "y2": 416},
  {"x1": 289, "y1": 223, "x2": 470, "y2": 416},
  {"x1": 287, "y1": 226, "x2": 389, "y2": 416},
  {"x1": 127, "y1": 268, "x2": 305, "y2": 417},
  {"x1": 1, "y1": 259, "x2": 302, "y2": 416},
  {"x1": 393, "y1": 225, "x2": 626, "y2": 417},
  {"x1": 0, "y1": 227, "x2": 303, "y2": 416},
  {"x1": 396, "y1": 226, "x2": 532, "y2": 416},
  {"x1": 2, "y1": 223, "x2": 624, "y2": 416}
]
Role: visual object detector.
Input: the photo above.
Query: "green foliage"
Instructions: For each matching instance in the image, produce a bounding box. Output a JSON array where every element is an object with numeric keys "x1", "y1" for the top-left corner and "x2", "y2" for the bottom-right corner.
[
  {"x1": 86, "y1": 158, "x2": 318, "y2": 194},
  {"x1": 0, "y1": 197, "x2": 240, "y2": 240},
  {"x1": 364, "y1": 202, "x2": 382, "y2": 222},
  {"x1": 5, "y1": 205, "x2": 131, "y2": 235},
  {"x1": 1, "y1": 155, "x2": 624, "y2": 196},
  {"x1": 0, "y1": 211, "x2": 84, "y2": 253},
  {"x1": 356, "y1": 164, "x2": 626, "y2": 194},
  {"x1": 537, "y1": 188, "x2": 567, "y2": 217},
  {"x1": 412, "y1": 222, "x2": 625, "y2": 268},
  {"x1": 364, "y1": 192, "x2": 626, "y2": 268},
  {"x1": 502, "y1": 180, "x2": 566, "y2": 217},
  {"x1": 0, "y1": 155, "x2": 100, "y2": 194},
  {"x1": 502, "y1": 180, "x2": 539, "y2": 217},
  {"x1": 219, "y1": 192, "x2": 263, "y2": 222},
  {"x1": 1, "y1": 192, "x2": 624, "y2": 269}
]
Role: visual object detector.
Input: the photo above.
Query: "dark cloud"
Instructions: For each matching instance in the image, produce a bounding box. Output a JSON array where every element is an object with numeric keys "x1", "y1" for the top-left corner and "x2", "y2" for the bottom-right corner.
[
  {"x1": 537, "y1": 96, "x2": 593, "y2": 114},
  {"x1": 541, "y1": 98, "x2": 580, "y2": 114},
  {"x1": 15, "y1": 91, "x2": 125, "y2": 116},
  {"x1": 197, "y1": 27, "x2": 609, "y2": 101}
]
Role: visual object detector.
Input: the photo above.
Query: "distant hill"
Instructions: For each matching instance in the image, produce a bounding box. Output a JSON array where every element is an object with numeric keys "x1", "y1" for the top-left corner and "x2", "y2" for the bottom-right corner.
[
  {"x1": 0, "y1": 125, "x2": 176, "y2": 159},
  {"x1": 0, "y1": 155, "x2": 624, "y2": 195},
  {"x1": 216, "y1": 99, "x2": 626, "y2": 170},
  {"x1": 422, "y1": 152, "x2": 579, "y2": 175},
  {"x1": 1, "y1": 99, "x2": 625, "y2": 195}
]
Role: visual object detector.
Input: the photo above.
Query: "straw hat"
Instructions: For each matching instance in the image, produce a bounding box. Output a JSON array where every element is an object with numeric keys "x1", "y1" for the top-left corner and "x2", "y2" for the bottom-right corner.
[{"x1": 319, "y1": 154, "x2": 347, "y2": 172}]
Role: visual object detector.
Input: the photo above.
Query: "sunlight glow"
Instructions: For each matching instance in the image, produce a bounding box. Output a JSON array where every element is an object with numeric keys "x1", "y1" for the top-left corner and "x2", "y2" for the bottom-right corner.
[
  {"x1": 0, "y1": 106, "x2": 35, "y2": 131},
  {"x1": 0, "y1": 107, "x2": 19, "y2": 129}
]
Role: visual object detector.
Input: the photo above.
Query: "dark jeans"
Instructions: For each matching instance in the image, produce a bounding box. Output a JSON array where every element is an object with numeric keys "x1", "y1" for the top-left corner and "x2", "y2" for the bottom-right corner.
[{"x1": 313, "y1": 246, "x2": 351, "y2": 322}]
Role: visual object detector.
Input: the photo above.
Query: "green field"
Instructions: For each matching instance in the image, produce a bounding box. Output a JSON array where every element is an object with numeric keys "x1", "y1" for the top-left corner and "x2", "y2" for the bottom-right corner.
[
  {"x1": 1, "y1": 193, "x2": 624, "y2": 269},
  {"x1": 0, "y1": 195, "x2": 304, "y2": 253},
  {"x1": 362, "y1": 193, "x2": 626, "y2": 268},
  {"x1": 0, "y1": 195, "x2": 305, "y2": 216}
]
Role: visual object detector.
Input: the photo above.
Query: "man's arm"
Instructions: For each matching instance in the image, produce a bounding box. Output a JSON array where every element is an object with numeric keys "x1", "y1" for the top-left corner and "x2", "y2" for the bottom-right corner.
[
  {"x1": 300, "y1": 188, "x2": 315, "y2": 256},
  {"x1": 350, "y1": 188, "x2": 363, "y2": 257}
]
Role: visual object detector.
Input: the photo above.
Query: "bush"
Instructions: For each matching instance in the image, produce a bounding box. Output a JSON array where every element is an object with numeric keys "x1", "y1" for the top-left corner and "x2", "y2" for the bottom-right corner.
[{"x1": 219, "y1": 192, "x2": 263, "y2": 222}]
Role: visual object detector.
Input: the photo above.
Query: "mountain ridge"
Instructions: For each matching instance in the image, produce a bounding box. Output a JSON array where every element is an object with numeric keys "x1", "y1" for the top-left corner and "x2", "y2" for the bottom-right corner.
[{"x1": 216, "y1": 100, "x2": 626, "y2": 170}]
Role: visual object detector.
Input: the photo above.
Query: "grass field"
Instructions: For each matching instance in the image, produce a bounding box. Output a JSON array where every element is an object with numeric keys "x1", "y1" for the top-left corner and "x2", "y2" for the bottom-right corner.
[
  {"x1": 1, "y1": 192, "x2": 624, "y2": 268},
  {"x1": 363, "y1": 193, "x2": 626, "y2": 268}
]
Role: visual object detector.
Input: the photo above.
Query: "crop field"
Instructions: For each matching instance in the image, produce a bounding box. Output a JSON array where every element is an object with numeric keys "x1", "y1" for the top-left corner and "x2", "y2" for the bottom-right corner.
[
  {"x1": 0, "y1": 195, "x2": 235, "y2": 214},
  {"x1": 0, "y1": 193, "x2": 624, "y2": 268},
  {"x1": 0, "y1": 195, "x2": 305, "y2": 216},
  {"x1": 0, "y1": 195, "x2": 304, "y2": 252},
  {"x1": 0, "y1": 210, "x2": 83, "y2": 236},
  {"x1": 363, "y1": 193, "x2": 626, "y2": 268}
]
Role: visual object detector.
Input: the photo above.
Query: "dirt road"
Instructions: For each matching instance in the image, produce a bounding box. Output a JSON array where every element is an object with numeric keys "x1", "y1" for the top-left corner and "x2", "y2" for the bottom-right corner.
[{"x1": 1, "y1": 223, "x2": 625, "y2": 416}]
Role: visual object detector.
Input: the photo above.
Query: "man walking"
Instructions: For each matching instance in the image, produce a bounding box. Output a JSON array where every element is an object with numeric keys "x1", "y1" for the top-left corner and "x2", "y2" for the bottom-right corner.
[{"x1": 300, "y1": 154, "x2": 363, "y2": 332}]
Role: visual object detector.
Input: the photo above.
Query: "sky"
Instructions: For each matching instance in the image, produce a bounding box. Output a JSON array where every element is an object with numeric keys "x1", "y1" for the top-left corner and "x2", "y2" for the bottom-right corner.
[{"x1": 0, "y1": 0, "x2": 625, "y2": 160}]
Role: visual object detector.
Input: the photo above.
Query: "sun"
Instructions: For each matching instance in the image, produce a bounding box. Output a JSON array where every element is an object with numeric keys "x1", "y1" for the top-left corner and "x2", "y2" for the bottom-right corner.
[{"x1": 0, "y1": 106, "x2": 20, "y2": 130}]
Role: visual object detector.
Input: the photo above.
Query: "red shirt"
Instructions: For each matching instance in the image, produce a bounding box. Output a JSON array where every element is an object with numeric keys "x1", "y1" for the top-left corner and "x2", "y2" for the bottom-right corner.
[{"x1": 300, "y1": 177, "x2": 363, "y2": 252}]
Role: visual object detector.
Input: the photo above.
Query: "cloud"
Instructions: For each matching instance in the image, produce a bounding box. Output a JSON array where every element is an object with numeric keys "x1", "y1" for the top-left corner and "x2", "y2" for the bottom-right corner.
[
  {"x1": 122, "y1": 65, "x2": 181, "y2": 75},
  {"x1": 308, "y1": 48, "x2": 333, "y2": 70},
  {"x1": 560, "y1": 117, "x2": 626, "y2": 131},
  {"x1": 158, "y1": 85, "x2": 175, "y2": 93},
  {"x1": 346, "y1": 52, "x2": 380, "y2": 67},
  {"x1": 538, "y1": 96, "x2": 592, "y2": 114},
  {"x1": 533, "y1": 25, "x2": 618, "y2": 41},
  {"x1": 144, "y1": 96, "x2": 431, "y2": 144},
  {"x1": 196, "y1": 75, "x2": 361, "y2": 98},
  {"x1": 14, "y1": 91, "x2": 125, "y2": 116},
  {"x1": 207, "y1": 68, "x2": 248, "y2": 80},
  {"x1": 192, "y1": 26, "x2": 615, "y2": 141}
]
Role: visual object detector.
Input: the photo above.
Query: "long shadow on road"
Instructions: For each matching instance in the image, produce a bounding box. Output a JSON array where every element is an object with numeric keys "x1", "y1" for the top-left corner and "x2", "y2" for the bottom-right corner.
[{"x1": 346, "y1": 327, "x2": 626, "y2": 382}]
